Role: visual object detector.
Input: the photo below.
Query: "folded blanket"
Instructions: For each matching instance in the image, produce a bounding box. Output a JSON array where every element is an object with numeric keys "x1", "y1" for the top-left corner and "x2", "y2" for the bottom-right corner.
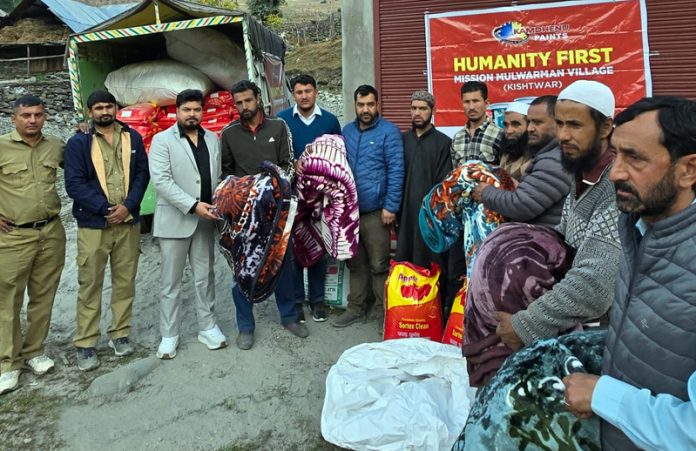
[
  {"x1": 453, "y1": 330, "x2": 604, "y2": 451},
  {"x1": 213, "y1": 161, "x2": 296, "y2": 303},
  {"x1": 462, "y1": 223, "x2": 575, "y2": 386},
  {"x1": 419, "y1": 161, "x2": 514, "y2": 260},
  {"x1": 293, "y1": 134, "x2": 359, "y2": 267}
]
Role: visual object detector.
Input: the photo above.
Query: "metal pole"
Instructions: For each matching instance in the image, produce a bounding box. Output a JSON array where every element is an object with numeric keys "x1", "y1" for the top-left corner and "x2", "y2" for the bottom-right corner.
[{"x1": 26, "y1": 45, "x2": 30, "y2": 76}]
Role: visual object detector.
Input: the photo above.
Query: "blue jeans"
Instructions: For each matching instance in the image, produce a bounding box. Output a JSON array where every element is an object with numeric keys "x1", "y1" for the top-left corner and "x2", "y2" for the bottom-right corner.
[
  {"x1": 293, "y1": 256, "x2": 326, "y2": 305},
  {"x1": 231, "y1": 253, "x2": 298, "y2": 333}
]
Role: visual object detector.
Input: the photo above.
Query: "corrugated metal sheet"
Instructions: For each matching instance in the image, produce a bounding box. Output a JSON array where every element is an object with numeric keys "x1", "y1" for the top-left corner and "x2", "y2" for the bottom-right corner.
[
  {"x1": 374, "y1": 0, "x2": 696, "y2": 129},
  {"x1": 41, "y1": 0, "x2": 137, "y2": 33},
  {"x1": 644, "y1": 0, "x2": 696, "y2": 99}
]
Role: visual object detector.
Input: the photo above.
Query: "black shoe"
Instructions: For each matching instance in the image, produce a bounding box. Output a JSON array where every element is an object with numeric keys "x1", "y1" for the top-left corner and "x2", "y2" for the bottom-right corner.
[
  {"x1": 295, "y1": 303, "x2": 306, "y2": 324},
  {"x1": 311, "y1": 303, "x2": 327, "y2": 322}
]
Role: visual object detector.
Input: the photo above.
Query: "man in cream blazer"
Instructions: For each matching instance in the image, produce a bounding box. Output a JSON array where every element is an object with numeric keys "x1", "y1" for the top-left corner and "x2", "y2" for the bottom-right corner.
[{"x1": 149, "y1": 89, "x2": 225, "y2": 359}]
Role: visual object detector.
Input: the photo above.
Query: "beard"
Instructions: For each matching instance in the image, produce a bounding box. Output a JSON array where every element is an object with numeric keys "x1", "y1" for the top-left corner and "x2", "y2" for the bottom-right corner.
[
  {"x1": 614, "y1": 168, "x2": 678, "y2": 217},
  {"x1": 412, "y1": 114, "x2": 432, "y2": 130},
  {"x1": 500, "y1": 132, "x2": 529, "y2": 160},
  {"x1": 560, "y1": 133, "x2": 603, "y2": 175},
  {"x1": 180, "y1": 117, "x2": 200, "y2": 131},
  {"x1": 358, "y1": 111, "x2": 376, "y2": 126},
  {"x1": 94, "y1": 115, "x2": 115, "y2": 127},
  {"x1": 241, "y1": 107, "x2": 258, "y2": 121}
]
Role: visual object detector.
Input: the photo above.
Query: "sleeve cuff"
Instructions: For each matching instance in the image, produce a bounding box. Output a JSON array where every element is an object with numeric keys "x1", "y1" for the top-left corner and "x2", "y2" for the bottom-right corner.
[
  {"x1": 591, "y1": 375, "x2": 635, "y2": 423},
  {"x1": 189, "y1": 201, "x2": 198, "y2": 214},
  {"x1": 510, "y1": 310, "x2": 537, "y2": 345}
]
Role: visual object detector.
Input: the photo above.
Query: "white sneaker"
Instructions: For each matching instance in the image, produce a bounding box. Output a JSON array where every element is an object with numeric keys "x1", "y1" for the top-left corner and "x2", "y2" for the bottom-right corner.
[
  {"x1": 156, "y1": 336, "x2": 179, "y2": 360},
  {"x1": 0, "y1": 370, "x2": 20, "y2": 395},
  {"x1": 24, "y1": 355, "x2": 55, "y2": 375},
  {"x1": 198, "y1": 325, "x2": 227, "y2": 350}
]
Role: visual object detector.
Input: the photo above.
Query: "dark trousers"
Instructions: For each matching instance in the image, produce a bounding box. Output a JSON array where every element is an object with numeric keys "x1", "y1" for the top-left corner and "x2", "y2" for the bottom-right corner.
[
  {"x1": 345, "y1": 210, "x2": 390, "y2": 315},
  {"x1": 293, "y1": 256, "x2": 326, "y2": 305},
  {"x1": 232, "y1": 251, "x2": 297, "y2": 333}
]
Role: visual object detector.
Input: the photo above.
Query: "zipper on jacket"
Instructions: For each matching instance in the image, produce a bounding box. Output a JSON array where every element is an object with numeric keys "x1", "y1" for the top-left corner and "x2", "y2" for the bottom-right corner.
[{"x1": 608, "y1": 224, "x2": 647, "y2": 374}]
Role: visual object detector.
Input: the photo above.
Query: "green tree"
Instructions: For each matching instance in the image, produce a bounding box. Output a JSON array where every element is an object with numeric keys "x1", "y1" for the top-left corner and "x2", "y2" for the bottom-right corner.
[
  {"x1": 248, "y1": 0, "x2": 285, "y2": 22},
  {"x1": 194, "y1": 0, "x2": 239, "y2": 10}
]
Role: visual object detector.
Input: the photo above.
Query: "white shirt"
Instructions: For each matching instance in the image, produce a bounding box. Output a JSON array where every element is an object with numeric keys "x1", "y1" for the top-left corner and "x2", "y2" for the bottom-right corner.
[{"x1": 292, "y1": 104, "x2": 322, "y2": 126}]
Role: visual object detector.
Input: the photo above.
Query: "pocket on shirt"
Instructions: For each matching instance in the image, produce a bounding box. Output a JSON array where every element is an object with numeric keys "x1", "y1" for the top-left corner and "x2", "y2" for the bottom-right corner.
[
  {"x1": 40, "y1": 159, "x2": 60, "y2": 184},
  {"x1": 0, "y1": 162, "x2": 29, "y2": 188}
]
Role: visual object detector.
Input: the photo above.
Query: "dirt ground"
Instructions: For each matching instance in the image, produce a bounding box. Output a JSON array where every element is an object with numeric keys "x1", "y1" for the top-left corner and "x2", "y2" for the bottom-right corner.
[
  {"x1": 0, "y1": 175, "x2": 382, "y2": 451},
  {"x1": 286, "y1": 40, "x2": 342, "y2": 91}
]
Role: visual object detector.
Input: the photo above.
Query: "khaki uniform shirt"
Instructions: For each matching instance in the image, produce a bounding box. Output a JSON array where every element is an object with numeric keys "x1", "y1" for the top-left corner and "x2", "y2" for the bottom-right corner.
[
  {"x1": 0, "y1": 130, "x2": 64, "y2": 225},
  {"x1": 94, "y1": 123, "x2": 126, "y2": 205}
]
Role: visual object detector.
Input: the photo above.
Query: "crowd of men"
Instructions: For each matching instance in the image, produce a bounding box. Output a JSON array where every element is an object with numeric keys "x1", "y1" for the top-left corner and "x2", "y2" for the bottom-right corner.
[{"x1": 1, "y1": 72, "x2": 694, "y2": 449}]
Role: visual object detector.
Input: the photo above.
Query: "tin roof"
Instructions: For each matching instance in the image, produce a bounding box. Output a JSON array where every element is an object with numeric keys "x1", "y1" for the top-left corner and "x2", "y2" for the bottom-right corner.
[{"x1": 40, "y1": 0, "x2": 137, "y2": 33}]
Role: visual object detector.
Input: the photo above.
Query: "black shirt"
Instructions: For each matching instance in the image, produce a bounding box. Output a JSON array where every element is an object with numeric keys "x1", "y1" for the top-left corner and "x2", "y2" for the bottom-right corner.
[{"x1": 178, "y1": 124, "x2": 212, "y2": 205}]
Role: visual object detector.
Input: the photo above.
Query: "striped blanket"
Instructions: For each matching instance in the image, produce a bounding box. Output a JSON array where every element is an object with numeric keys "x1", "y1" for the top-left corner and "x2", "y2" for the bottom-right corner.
[
  {"x1": 213, "y1": 161, "x2": 296, "y2": 303},
  {"x1": 293, "y1": 135, "x2": 360, "y2": 267}
]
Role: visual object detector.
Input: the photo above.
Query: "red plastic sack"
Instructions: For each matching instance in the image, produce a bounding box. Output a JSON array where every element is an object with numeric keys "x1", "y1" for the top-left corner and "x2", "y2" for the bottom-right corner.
[
  {"x1": 442, "y1": 283, "x2": 467, "y2": 347},
  {"x1": 156, "y1": 105, "x2": 178, "y2": 121},
  {"x1": 203, "y1": 105, "x2": 234, "y2": 121},
  {"x1": 202, "y1": 117, "x2": 232, "y2": 136},
  {"x1": 384, "y1": 260, "x2": 442, "y2": 342},
  {"x1": 156, "y1": 111, "x2": 177, "y2": 129},
  {"x1": 205, "y1": 91, "x2": 234, "y2": 107},
  {"x1": 117, "y1": 103, "x2": 159, "y2": 125}
]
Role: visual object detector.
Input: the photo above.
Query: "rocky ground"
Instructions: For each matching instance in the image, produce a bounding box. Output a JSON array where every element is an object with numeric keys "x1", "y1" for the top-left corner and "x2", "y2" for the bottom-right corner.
[{"x1": 0, "y1": 107, "x2": 377, "y2": 451}]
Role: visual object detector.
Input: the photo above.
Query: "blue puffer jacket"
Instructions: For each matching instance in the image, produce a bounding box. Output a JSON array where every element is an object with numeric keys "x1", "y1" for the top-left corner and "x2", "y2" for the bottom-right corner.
[
  {"x1": 64, "y1": 122, "x2": 150, "y2": 228},
  {"x1": 342, "y1": 115, "x2": 404, "y2": 213}
]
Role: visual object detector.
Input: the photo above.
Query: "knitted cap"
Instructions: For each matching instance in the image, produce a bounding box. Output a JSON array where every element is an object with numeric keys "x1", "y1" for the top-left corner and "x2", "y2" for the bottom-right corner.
[{"x1": 411, "y1": 90, "x2": 435, "y2": 108}]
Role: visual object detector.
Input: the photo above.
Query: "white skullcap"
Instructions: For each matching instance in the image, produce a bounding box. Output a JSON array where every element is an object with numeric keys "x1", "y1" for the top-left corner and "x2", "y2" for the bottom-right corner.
[
  {"x1": 558, "y1": 80, "x2": 615, "y2": 118},
  {"x1": 505, "y1": 101, "x2": 529, "y2": 116}
]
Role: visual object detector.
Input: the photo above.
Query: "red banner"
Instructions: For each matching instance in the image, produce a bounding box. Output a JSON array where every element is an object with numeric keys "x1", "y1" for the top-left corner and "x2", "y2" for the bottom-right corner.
[{"x1": 426, "y1": 0, "x2": 651, "y2": 132}]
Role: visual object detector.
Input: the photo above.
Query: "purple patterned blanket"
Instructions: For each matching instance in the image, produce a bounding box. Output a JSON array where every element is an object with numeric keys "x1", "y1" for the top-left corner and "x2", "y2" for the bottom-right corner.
[
  {"x1": 462, "y1": 223, "x2": 575, "y2": 386},
  {"x1": 293, "y1": 135, "x2": 359, "y2": 267}
]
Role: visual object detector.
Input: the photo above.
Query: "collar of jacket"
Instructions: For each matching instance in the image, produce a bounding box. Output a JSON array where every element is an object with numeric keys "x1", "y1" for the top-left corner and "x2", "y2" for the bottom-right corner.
[
  {"x1": 90, "y1": 119, "x2": 131, "y2": 135},
  {"x1": 625, "y1": 198, "x2": 696, "y2": 241},
  {"x1": 240, "y1": 109, "x2": 266, "y2": 133}
]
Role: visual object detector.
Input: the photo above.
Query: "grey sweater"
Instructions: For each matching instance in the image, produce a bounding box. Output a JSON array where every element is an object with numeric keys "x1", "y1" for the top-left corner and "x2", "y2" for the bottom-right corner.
[
  {"x1": 511, "y1": 163, "x2": 621, "y2": 344},
  {"x1": 481, "y1": 139, "x2": 572, "y2": 226}
]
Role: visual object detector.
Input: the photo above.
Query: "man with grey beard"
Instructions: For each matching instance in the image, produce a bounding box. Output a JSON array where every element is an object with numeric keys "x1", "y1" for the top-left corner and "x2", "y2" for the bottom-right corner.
[{"x1": 563, "y1": 96, "x2": 696, "y2": 451}]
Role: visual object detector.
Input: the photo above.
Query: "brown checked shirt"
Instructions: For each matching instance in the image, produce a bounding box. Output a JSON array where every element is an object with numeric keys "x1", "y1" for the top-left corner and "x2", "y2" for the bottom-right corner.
[{"x1": 0, "y1": 130, "x2": 64, "y2": 225}]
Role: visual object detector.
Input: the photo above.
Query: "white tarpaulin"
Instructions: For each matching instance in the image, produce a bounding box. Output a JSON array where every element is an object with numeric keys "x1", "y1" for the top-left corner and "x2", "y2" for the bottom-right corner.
[
  {"x1": 321, "y1": 338, "x2": 477, "y2": 451},
  {"x1": 105, "y1": 59, "x2": 214, "y2": 106}
]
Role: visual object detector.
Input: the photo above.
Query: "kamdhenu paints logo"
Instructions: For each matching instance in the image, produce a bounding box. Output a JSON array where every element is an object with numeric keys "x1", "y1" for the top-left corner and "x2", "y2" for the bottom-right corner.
[
  {"x1": 493, "y1": 21, "x2": 529, "y2": 45},
  {"x1": 493, "y1": 21, "x2": 570, "y2": 45}
]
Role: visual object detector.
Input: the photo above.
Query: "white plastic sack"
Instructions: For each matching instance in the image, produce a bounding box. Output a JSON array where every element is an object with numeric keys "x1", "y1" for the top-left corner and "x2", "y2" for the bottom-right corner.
[
  {"x1": 165, "y1": 27, "x2": 248, "y2": 91},
  {"x1": 321, "y1": 338, "x2": 478, "y2": 451},
  {"x1": 105, "y1": 59, "x2": 214, "y2": 106}
]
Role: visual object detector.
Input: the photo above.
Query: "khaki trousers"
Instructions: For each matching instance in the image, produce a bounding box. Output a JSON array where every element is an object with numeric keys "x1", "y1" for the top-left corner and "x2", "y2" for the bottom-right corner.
[
  {"x1": 345, "y1": 210, "x2": 391, "y2": 315},
  {"x1": 74, "y1": 223, "x2": 140, "y2": 348},
  {"x1": 0, "y1": 220, "x2": 65, "y2": 373}
]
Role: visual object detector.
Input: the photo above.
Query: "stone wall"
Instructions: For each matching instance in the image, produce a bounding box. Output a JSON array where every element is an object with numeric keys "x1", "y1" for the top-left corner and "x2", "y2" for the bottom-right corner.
[{"x1": 0, "y1": 71, "x2": 74, "y2": 115}]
